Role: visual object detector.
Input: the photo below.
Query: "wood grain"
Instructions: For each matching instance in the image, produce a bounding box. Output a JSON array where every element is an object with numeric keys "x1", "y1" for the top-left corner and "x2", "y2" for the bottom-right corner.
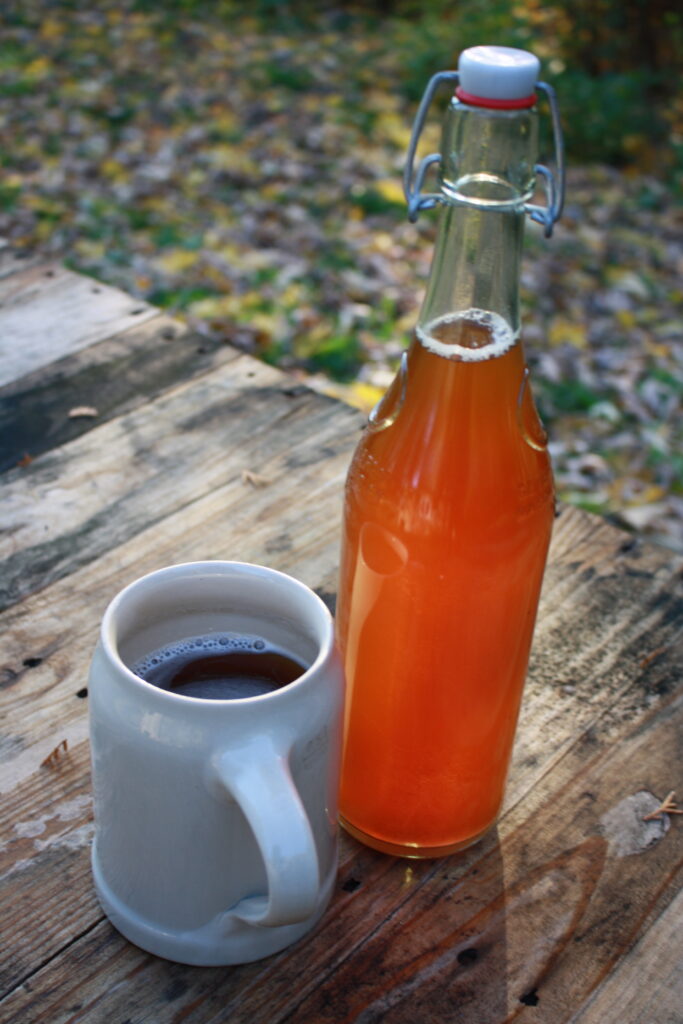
[
  {"x1": 0, "y1": 248, "x2": 43, "y2": 280},
  {"x1": 1, "y1": 259, "x2": 681, "y2": 1024},
  {"x1": 0, "y1": 742, "x2": 97, "y2": 997},
  {"x1": 1, "y1": 503, "x2": 681, "y2": 1023},
  {"x1": 0, "y1": 262, "x2": 156, "y2": 387},
  {"x1": 0, "y1": 313, "x2": 241, "y2": 473},
  {"x1": 571, "y1": 887, "x2": 683, "y2": 1024},
  {"x1": 1, "y1": 632, "x2": 680, "y2": 1023},
  {"x1": 0, "y1": 350, "x2": 361, "y2": 611},
  {"x1": 0, "y1": 355, "x2": 360, "y2": 791}
]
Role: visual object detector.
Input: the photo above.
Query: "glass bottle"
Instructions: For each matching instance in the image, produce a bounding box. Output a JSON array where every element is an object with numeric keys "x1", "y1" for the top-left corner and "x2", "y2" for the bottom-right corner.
[{"x1": 336, "y1": 47, "x2": 564, "y2": 858}]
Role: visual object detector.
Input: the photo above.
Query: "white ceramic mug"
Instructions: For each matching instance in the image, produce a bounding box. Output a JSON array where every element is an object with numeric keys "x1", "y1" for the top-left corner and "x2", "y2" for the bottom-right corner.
[{"x1": 89, "y1": 561, "x2": 344, "y2": 965}]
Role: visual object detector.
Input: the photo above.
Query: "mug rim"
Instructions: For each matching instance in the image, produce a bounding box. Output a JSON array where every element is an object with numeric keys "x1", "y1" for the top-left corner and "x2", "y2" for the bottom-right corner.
[{"x1": 100, "y1": 560, "x2": 335, "y2": 706}]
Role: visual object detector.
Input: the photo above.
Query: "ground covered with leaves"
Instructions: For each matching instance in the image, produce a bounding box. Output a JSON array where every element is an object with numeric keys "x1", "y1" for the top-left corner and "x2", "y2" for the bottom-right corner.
[{"x1": 1, "y1": 2, "x2": 682, "y2": 550}]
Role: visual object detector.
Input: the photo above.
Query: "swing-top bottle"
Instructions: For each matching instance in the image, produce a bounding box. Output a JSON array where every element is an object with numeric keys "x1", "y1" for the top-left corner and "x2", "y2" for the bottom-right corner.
[{"x1": 336, "y1": 46, "x2": 564, "y2": 857}]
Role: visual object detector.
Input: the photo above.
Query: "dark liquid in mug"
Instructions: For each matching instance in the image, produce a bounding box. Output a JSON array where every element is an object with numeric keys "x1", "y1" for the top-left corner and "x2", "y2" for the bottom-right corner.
[{"x1": 132, "y1": 633, "x2": 306, "y2": 700}]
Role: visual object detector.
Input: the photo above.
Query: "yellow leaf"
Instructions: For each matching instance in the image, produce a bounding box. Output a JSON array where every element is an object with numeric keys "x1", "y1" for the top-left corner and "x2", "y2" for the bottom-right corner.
[
  {"x1": 262, "y1": 183, "x2": 285, "y2": 201},
  {"x1": 24, "y1": 57, "x2": 52, "y2": 80},
  {"x1": 370, "y1": 232, "x2": 395, "y2": 254},
  {"x1": 308, "y1": 379, "x2": 385, "y2": 412},
  {"x1": 101, "y1": 159, "x2": 128, "y2": 183},
  {"x1": 185, "y1": 169, "x2": 207, "y2": 189},
  {"x1": 40, "y1": 19, "x2": 64, "y2": 40},
  {"x1": 239, "y1": 251, "x2": 281, "y2": 271},
  {"x1": 347, "y1": 381, "x2": 385, "y2": 412},
  {"x1": 645, "y1": 339, "x2": 670, "y2": 359},
  {"x1": 375, "y1": 112, "x2": 411, "y2": 150},
  {"x1": 609, "y1": 480, "x2": 666, "y2": 506},
  {"x1": 615, "y1": 310, "x2": 636, "y2": 329},
  {"x1": 364, "y1": 89, "x2": 402, "y2": 115},
  {"x1": 207, "y1": 146, "x2": 258, "y2": 176},
  {"x1": 627, "y1": 484, "x2": 666, "y2": 506},
  {"x1": 215, "y1": 243, "x2": 242, "y2": 263},
  {"x1": 34, "y1": 220, "x2": 57, "y2": 241},
  {"x1": 548, "y1": 316, "x2": 587, "y2": 349},
  {"x1": 374, "y1": 178, "x2": 405, "y2": 205},
  {"x1": 74, "y1": 240, "x2": 106, "y2": 263},
  {"x1": 188, "y1": 295, "x2": 240, "y2": 319},
  {"x1": 239, "y1": 289, "x2": 266, "y2": 309},
  {"x1": 197, "y1": 264, "x2": 233, "y2": 290},
  {"x1": 211, "y1": 112, "x2": 239, "y2": 134},
  {"x1": 605, "y1": 268, "x2": 650, "y2": 299},
  {"x1": 279, "y1": 283, "x2": 305, "y2": 307},
  {"x1": 248, "y1": 311, "x2": 284, "y2": 337},
  {"x1": 157, "y1": 249, "x2": 200, "y2": 274},
  {"x1": 396, "y1": 313, "x2": 417, "y2": 334}
]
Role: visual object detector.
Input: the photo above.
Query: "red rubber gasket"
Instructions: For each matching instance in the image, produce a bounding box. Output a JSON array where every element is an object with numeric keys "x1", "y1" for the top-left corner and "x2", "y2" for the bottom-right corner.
[{"x1": 455, "y1": 86, "x2": 537, "y2": 110}]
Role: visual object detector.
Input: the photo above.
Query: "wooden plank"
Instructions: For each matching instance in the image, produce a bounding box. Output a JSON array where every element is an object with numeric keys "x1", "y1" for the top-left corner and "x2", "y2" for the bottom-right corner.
[
  {"x1": 0, "y1": 383, "x2": 676, "y2": 789},
  {"x1": 0, "y1": 291, "x2": 681, "y2": 1021},
  {"x1": 1, "y1": 627, "x2": 680, "y2": 1022},
  {"x1": 506, "y1": 510, "x2": 683, "y2": 812},
  {"x1": 0, "y1": 352, "x2": 361, "y2": 611},
  {"x1": 2, "y1": 454, "x2": 679, "y2": 808},
  {"x1": 570, "y1": 887, "x2": 683, "y2": 1024},
  {"x1": 1, "y1": 500, "x2": 681, "y2": 1010},
  {"x1": 283, "y1": 693, "x2": 682, "y2": 1024},
  {"x1": 0, "y1": 372, "x2": 360, "y2": 785},
  {"x1": 0, "y1": 248, "x2": 44, "y2": 280},
  {"x1": 0, "y1": 389, "x2": 359, "y2": 993},
  {"x1": 0, "y1": 314, "x2": 241, "y2": 472},
  {"x1": 0, "y1": 742, "x2": 98, "y2": 999},
  {"x1": 0, "y1": 262, "x2": 157, "y2": 387}
]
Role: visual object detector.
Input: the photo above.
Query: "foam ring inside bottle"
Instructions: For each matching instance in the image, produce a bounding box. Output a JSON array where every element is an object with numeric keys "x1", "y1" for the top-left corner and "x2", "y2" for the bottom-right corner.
[{"x1": 416, "y1": 308, "x2": 518, "y2": 362}]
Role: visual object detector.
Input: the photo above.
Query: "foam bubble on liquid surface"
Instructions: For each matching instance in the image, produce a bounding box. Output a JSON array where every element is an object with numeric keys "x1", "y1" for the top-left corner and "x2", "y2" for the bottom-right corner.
[
  {"x1": 132, "y1": 633, "x2": 265, "y2": 679},
  {"x1": 131, "y1": 633, "x2": 303, "y2": 700},
  {"x1": 416, "y1": 308, "x2": 518, "y2": 362}
]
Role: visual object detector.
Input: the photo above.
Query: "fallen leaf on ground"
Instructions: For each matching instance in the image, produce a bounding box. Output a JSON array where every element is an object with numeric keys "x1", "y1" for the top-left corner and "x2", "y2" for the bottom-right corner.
[
  {"x1": 241, "y1": 469, "x2": 271, "y2": 487},
  {"x1": 68, "y1": 406, "x2": 99, "y2": 418}
]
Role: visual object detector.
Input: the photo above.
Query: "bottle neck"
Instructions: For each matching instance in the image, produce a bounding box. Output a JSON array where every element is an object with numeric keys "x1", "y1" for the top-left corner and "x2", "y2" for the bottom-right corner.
[
  {"x1": 417, "y1": 202, "x2": 525, "y2": 339},
  {"x1": 417, "y1": 100, "x2": 537, "y2": 347}
]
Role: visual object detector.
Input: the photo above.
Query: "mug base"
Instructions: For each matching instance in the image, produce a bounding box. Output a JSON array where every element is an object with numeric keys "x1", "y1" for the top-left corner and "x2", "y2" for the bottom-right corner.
[
  {"x1": 339, "y1": 815, "x2": 496, "y2": 858},
  {"x1": 92, "y1": 848, "x2": 336, "y2": 966}
]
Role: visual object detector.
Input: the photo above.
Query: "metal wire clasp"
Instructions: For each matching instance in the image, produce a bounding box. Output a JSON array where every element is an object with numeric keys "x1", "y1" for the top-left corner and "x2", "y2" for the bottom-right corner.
[{"x1": 402, "y1": 71, "x2": 565, "y2": 236}]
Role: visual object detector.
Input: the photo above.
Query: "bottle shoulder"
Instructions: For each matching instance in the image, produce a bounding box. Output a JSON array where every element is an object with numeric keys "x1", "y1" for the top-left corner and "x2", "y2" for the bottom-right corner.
[
  {"x1": 345, "y1": 338, "x2": 553, "y2": 522},
  {"x1": 355, "y1": 336, "x2": 531, "y2": 459}
]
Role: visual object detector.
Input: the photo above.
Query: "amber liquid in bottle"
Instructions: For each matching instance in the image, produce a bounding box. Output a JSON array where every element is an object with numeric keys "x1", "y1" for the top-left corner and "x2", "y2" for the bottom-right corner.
[{"x1": 336, "y1": 309, "x2": 554, "y2": 856}]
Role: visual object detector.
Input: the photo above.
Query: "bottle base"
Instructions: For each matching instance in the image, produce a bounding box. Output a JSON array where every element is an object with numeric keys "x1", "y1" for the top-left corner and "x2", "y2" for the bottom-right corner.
[{"x1": 339, "y1": 814, "x2": 495, "y2": 859}]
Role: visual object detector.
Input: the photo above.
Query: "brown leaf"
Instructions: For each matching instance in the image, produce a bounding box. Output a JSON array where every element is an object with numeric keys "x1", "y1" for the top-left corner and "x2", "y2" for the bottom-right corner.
[
  {"x1": 241, "y1": 469, "x2": 271, "y2": 488},
  {"x1": 40, "y1": 738, "x2": 69, "y2": 770},
  {"x1": 68, "y1": 406, "x2": 99, "y2": 419}
]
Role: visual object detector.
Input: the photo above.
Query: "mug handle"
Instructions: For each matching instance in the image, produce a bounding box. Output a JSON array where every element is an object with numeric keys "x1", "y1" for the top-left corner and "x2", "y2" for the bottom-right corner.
[{"x1": 210, "y1": 733, "x2": 320, "y2": 928}]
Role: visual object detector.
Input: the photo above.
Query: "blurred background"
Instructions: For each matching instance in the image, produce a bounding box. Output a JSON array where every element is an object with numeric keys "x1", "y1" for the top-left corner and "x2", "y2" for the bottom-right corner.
[{"x1": 1, "y1": 0, "x2": 682, "y2": 550}]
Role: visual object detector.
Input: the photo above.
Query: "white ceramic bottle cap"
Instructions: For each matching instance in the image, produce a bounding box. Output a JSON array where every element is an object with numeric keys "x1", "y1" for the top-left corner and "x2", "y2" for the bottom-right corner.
[{"x1": 457, "y1": 46, "x2": 540, "y2": 107}]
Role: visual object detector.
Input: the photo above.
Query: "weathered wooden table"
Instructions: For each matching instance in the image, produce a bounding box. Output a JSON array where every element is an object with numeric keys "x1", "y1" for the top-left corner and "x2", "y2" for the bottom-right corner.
[{"x1": 1, "y1": 253, "x2": 681, "y2": 1024}]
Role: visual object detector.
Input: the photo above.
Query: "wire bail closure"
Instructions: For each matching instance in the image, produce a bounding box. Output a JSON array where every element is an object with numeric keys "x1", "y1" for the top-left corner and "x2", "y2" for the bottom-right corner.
[{"x1": 402, "y1": 70, "x2": 565, "y2": 236}]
